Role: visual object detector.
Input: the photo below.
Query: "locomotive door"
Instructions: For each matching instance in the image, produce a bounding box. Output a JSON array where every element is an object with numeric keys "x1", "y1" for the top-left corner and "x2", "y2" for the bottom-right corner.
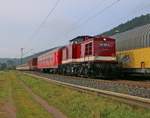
[{"x1": 141, "y1": 62, "x2": 145, "y2": 69}]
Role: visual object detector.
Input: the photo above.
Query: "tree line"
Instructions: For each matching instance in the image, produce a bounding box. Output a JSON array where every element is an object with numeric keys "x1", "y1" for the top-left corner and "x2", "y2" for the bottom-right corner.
[
  {"x1": 102, "y1": 14, "x2": 150, "y2": 36},
  {"x1": 0, "y1": 60, "x2": 16, "y2": 70}
]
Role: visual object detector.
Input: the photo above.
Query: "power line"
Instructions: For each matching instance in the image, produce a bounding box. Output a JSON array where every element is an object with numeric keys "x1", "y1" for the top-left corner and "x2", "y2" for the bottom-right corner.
[
  {"x1": 99, "y1": 0, "x2": 148, "y2": 36},
  {"x1": 64, "y1": 0, "x2": 107, "y2": 36},
  {"x1": 29, "y1": 0, "x2": 61, "y2": 40},
  {"x1": 23, "y1": 49, "x2": 34, "y2": 57},
  {"x1": 67, "y1": 0, "x2": 121, "y2": 34},
  {"x1": 22, "y1": 0, "x2": 61, "y2": 56},
  {"x1": 70, "y1": 0, "x2": 107, "y2": 27}
]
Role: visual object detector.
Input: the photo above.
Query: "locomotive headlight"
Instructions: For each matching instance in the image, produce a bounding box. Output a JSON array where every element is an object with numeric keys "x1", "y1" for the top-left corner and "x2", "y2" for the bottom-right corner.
[{"x1": 103, "y1": 38, "x2": 106, "y2": 41}]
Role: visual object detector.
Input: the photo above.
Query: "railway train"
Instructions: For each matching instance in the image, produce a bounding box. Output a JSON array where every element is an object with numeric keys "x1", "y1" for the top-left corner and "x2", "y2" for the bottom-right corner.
[
  {"x1": 113, "y1": 24, "x2": 150, "y2": 76},
  {"x1": 16, "y1": 58, "x2": 37, "y2": 71},
  {"x1": 16, "y1": 24, "x2": 150, "y2": 77},
  {"x1": 16, "y1": 35, "x2": 119, "y2": 78}
]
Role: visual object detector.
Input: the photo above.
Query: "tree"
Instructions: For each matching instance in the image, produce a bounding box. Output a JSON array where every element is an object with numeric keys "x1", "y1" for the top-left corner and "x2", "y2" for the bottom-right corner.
[
  {"x1": 6, "y1": 60, "x2": 15, "y2": 69},
  {"x1": 102, "y1": 14, "x2": 150, "y2": 36},
  {"x1": 0, "y1": 63, "x2": 7, "y2": 70}
]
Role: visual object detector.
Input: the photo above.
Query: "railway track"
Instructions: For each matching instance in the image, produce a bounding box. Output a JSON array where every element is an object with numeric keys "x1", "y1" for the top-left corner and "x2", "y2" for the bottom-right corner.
[
  {"x1": 24, "y1": 72, "x2": 150, "y2": 109},
  {"x1": 27, "y1": 71, "x2": 150, "y2": 98}
]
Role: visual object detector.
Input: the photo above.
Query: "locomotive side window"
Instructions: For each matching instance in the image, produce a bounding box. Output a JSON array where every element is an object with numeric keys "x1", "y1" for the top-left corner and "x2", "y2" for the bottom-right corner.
[
  {"x1": 85, "y1": 44, "x2": 88, "y2": 55},
  {"x1": 89, "y1": 43, "x2": 92, "y2": 55},
  {"x1": 85, "y1": 42, "x2": 92, "y2": 56}
]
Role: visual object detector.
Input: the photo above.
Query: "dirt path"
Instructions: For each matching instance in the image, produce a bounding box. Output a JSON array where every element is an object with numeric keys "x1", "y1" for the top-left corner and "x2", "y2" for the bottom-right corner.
[
  {"x1": 0, "y1": 102, "x2": 16, "y2": 118},
  {"x1": 19, "y1": 80, "x2": 67, "y2": 118},
  {"x1": 1, "y1": 77, "x2": 16, "y2": 118},
  {"x1": 6, "y1": 79, "x2": 16, "y2": 118},
  {"x1": 3, "y1": 102, "x2": 16, "y2": 118}
]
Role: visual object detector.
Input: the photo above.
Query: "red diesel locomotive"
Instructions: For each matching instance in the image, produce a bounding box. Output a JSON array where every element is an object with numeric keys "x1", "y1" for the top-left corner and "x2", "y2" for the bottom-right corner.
[
  {"x1": 60, "y1": 35, "x2": 117, "y2": 77},
  {"x1": 17, "y1": 35, "x2": 118, "y2": 78}
]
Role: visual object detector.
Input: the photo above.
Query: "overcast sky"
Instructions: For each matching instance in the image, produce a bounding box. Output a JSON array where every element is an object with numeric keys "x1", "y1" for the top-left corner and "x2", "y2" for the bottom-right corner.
[{"x1": 0, "y1": 0, "x2": 150, "y2": 58}]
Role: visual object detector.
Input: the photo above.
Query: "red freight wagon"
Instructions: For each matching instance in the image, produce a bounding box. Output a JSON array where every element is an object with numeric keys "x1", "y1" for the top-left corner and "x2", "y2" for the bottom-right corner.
[
  {"x1": 80, "y1": 36, "x2": 116, "y2": 62},
  {"x1": 62, "y1": 43, "x2": 81, "y2": 64},
  {"x1": 37, "y1": 48, "x2": 62, "y2": 72}
]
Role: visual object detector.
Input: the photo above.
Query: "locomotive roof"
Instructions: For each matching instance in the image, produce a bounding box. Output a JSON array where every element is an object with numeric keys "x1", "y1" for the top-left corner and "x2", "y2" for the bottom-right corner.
[
  {"x1": 37, "y1": 46, "x2": 65, "y2": 58},
  {"x1": 69, "y1": 35, "x2": 93, "y2": 43},
  {"x1": 25, "y1": 46, "x2": 62, "y2": 60}
]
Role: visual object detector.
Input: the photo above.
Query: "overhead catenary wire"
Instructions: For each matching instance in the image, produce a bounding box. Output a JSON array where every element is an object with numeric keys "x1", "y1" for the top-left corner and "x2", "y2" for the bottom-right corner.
[
  {"x1": 99, "y1": 0, "x2": 150, "y2": 36},
  {"x1": 50, "y1": 0, "x2": 108, "y2": 42},
  {"x1": 69, "y1": 0, "x2": 107, "y2": 28},
  {"x1": 27, "y1": 0, "x2": 120, "y2": 55},
  {"x1": 22, "y1": 49, "x2": 34, "y2": 57},
  {"x1": 67, "y1": 0, "x2": 121, "y2": 34},
  {"x1": 29, "y1": 0, "x2": 61, "y2": 41},
  {"x1": 51, "y1": 0, "x2": 121, "y2": 45},
  {"x1": 21, "y1": 0, "x2": 61, "y2": 57}
]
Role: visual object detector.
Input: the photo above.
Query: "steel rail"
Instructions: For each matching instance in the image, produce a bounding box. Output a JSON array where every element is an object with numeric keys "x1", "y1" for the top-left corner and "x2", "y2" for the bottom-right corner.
[{"x1": 24, "y1": 73, "x2": 150, "y2": 109}]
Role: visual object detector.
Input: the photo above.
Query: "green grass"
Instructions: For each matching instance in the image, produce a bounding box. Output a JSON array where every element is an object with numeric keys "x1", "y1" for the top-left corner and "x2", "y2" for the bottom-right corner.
[
  {"x1": 0, "y1": 71, "x2": 11, "y2": 118},
  {"x1": 0, "y1": 71, "x2": 10, "y2": 100},
  {"x1": 19, "y1": 72, "x2": 150, "y2": 118},
  {"x1": 0, "y1": 71, "x2": 53, "y2": 118}
]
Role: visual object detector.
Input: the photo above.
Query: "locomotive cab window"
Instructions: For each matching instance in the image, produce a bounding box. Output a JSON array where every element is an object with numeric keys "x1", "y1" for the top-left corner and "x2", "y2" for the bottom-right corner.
[{"x1": 85, "y1": 42, "x2": 92, "y2": 56}]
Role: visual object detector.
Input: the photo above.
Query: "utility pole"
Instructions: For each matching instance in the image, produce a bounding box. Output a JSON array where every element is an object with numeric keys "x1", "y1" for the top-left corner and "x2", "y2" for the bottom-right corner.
[{"x1": 20, "y1": 48, "x2": 24, "y2": 64}]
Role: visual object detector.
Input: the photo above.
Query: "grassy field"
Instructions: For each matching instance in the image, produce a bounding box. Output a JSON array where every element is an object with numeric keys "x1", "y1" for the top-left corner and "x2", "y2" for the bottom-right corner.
[
  {"x1": 0, "y1": 71, "x2": 150, "y2": 118},
  {"x1": 0, "y1": 71, "x2": 52, "y2": 118},
  {"x1": 0, "y1": 71, "x2": 11, "y2": 118},
  {"x1": 20, "y1": 72, "x2": 150, "y2": 118}
]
